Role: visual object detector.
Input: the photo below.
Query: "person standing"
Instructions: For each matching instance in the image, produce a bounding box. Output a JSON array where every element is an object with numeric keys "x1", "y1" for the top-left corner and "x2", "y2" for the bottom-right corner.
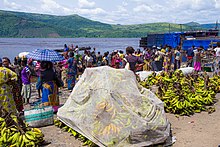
[
  {"x1": 35, "y1": 61, "x2": 42, "y2": 99},
  {"x1": 163, "y1": 53, "x2": 169, "y2": 72},
  {"x1": 194, "y1": 47, "x2": 202, "y2": 72},
  {"x1": 84, "y1": 51, "x2": 93, "y2": 68},
  {"x1": 124, "y1": 46, "x2": 144, "y2": 72},
  {"x1": 0, "y1": 58, "x2": 18, "y2": 114},
  {"x1": 2, "y1": 57, "x2": 23, "y2": 112},
  {"x1": 96, "y1": 52, "x2": 103, "y2": 66},
  {"x1": 67, "y1": 52, "x2": 77, "y2": 90},
  {"x1": 174, "y1": 47, "x2": 181, "y2": 70},
  {"x1": 186, "y1": 45, "x2": 195, "y2": 67},
  {"x1": 61, "y1": 53, "x2": 68, "y2": 88},
  {"x1": 21, "y1": 60, "x2": 31, "y2": 104},
  {"x1": 214, "y1": 42, "x2": 220, "y2": 73},
  {"x1": 40, "y1": 61, "x2": 59, "y2": 106}
]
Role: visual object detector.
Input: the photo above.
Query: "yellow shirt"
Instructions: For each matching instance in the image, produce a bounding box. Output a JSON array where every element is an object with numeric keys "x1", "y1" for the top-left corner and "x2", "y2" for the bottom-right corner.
[{"x1": 0, "y1": 67, "x2": 18, "y2": 114}]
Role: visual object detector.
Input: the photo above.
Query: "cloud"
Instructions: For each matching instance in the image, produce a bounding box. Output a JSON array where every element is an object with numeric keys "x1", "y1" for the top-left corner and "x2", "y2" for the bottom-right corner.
[
  {"x1": 40, "y1": 0, "x2": 73, "y2": 14},
  {"x1": 78, "y1": 0, "x2": 95, "y2": 9},
  {"x1": 1, "y1": 0, "x2": 220, "y2": 24},
  {"x1": 133, "y1": 4, "x2": 153, "y2": 12},
  {"x1": 215, "y1": 0, "x2": 220, "y2": 8},
  {"x1": 3, "y1": 0, "x2": 21, "y2": 10},
  {"x1": 74, "y1": 7, "x2": 105, "y2": 15}
]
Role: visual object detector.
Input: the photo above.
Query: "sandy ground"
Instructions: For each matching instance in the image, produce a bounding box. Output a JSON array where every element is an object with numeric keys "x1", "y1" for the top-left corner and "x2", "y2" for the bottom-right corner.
[
  {"x1": 26, "y1": 83, "x2": 220, "y2": 147},
  {"x1": 167, "y1": 94, "x2": 220, "y2": 147}
]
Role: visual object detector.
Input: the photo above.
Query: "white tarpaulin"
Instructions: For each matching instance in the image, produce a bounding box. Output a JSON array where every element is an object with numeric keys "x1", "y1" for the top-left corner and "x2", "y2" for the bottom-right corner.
[
  {"x1": 137, "y1": 67, "x2": 194, "y2": 81},
  {"x1": 57, "y1": 66, "x2": 170, "y2": 147}
]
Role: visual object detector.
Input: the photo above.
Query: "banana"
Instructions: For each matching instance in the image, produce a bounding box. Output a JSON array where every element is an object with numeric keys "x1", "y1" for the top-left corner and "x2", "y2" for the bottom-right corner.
[
  {"x1": 10, "y1": 127, "x2": 18, "y2": 132},
  {"x1": 106, "y1": 105, "x2": 114, "y2": 112},
  {"x1": 125, "y1": 117, "x2": 131, "y2": 126},
  {"x1": 0, "y1": 117, "x2": 5, "y2": 122},
  {"x1": 7, "y1": 132, "x2": 16, "y2": 143},
  {"x1": 11, "y1": 132, "x2": 20, "y2": 144},
  {"x1": 106, "y1": 125, "x2": 111, "y2": 135},
  {"x1": 32, "y1": 128, "x2": 42, "y2": 134},
  {"x1": 96, "y1": 101, "x2": 106, "y2": 109},
  {"x1": 1, "y1": 127, "x2": 7, "y2": 136},
  {"x1": 20, "y1": 138, "x2": 25, "y2": 147},
  {"x1": 3, "y1": 132, "x2": 7, "y2": 143},
  {"x1": 111, "y1": 109, "x2": 116, "y2": 119},
  {"x1": 25, "y1": 132, "x2": 35, "y2": 141},
  {"x1": 1, "y1": 121, "x2": 6, "y2": 129},
  {"x1": 112, "y1": 124, "x2": 118, "y2": 134},
  {"x1": 26, "y1": 130, "x2": 36, "y2": 138},
  {"x1": 71, "y1": 130, "x2": 77, "y2": 136},
  {"x1": 102, "y1": 126, "x2": 107, "y2": 135}
]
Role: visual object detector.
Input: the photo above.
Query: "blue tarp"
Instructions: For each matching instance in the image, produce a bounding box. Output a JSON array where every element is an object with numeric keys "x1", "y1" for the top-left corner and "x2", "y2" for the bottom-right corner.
[
  {"x1": 163, "y1": 33, "x2": 182, "y2": 48},
  {"x1": 182, "y1": 39, "x2": 220, "y2": 50},
  {"x1": 147, "y1": 32, "x2": 220, "y2": 51}
]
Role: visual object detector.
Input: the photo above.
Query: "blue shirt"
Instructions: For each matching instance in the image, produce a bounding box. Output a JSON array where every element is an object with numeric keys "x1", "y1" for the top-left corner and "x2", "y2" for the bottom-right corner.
[{"x1": 187, "y1": 48, "x2": 194, "y2": 57}]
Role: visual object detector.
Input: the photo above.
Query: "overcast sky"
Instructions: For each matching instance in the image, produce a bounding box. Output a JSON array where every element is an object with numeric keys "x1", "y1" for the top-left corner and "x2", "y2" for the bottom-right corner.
[{"x1": 1, "y1": 0, "x2": 220, "y2": 25}]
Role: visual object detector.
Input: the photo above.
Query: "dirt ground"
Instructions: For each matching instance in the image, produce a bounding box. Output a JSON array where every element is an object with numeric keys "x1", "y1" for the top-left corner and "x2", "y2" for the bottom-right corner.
[
  {"x1": 167, "y1": 94, "x2": 220, "y2": 147},
  {"x1": 26, "y1": 83, "x2": 220, "y2": 147}
]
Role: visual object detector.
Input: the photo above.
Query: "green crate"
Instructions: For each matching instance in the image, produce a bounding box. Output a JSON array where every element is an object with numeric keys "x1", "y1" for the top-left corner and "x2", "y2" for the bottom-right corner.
[{"x1": 203, "y1": 66, "x2": 212, "y2": 72}]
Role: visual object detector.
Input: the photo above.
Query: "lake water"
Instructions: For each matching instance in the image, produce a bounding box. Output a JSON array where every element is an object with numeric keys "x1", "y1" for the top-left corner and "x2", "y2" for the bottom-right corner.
[{"x1": 0, "y1": 38, "x2": 140, "y2": 61}]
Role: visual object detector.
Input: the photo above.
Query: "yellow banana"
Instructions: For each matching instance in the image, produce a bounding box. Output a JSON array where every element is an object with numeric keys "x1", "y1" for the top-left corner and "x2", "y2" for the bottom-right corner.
[
  {"x1": 102, "y1": 127, "x2": 107, "y2": 135},
  {"x1": 106, "y1": 106, "x2": 114, "y2": 112},
  {"x1": 1, "y1": 127, "x2": 6, "y2": 136},
  {"x1": 111, "y1": 109, "x2": 116, "y2": 119},
  {"x1": 20, "y1": 138, "x2": 25, "y2": 147},
  {"x1": 0, "y1": 117, "x2": 5, "y2": 122},
  {"x1": 3, "y1": 132, "x2": 7, "y2": 143},
  {"x1": 22, "y1": 134, "x2": 29, "y2": 143},
  {"x1": 11, "y1": 132, "x2": 20, "y2": 144},
  {"x1": 32, "y1": 128, "x2": 42, "y2": 134},
  {"x1": 25, "y1": 133, "x2": 35, "y2": 141},
  {"x1": 106, "y1": 125, "x2": 111, "y2": 135},
  {"x1": 8, "y1": 132, "x2": 16, "y2": 143},
  {"x1": 1, "y1": 121, "x2": 6, "y2": 129}
]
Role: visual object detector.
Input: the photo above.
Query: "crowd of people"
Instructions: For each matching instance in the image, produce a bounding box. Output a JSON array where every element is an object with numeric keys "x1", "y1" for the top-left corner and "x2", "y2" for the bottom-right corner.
[{"x1": 1, "y1": 42, "x2": 220, "y2": 115}]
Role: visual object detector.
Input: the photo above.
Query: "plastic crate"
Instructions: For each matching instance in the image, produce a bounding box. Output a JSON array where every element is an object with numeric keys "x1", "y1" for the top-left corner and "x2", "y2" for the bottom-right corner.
[{"x1": 203, "y1": 66, "x2": 212, "y2": 72}]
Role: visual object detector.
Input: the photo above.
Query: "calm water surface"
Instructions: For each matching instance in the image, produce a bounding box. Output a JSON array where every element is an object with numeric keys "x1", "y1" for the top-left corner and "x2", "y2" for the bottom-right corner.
[{"x1": 0, "y1": 38, "x2": 140, "y2": 61}]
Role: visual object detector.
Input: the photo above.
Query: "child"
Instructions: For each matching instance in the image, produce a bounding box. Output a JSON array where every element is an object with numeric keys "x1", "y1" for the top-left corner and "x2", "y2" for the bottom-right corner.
[{"x1": 21, "y1": 60, "x2": 31, "y2": 104}]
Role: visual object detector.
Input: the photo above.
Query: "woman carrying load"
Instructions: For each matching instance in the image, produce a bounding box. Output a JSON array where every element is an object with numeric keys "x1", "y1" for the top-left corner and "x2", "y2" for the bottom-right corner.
[
  {"x1": 40, "y1": 61, "x2": 59, "y2": 106},
  {"x1": 2, "y1": 57, "x2": 23, "y2": 112},
  {"x1": 124, "y1": 46, "x2": 145, "y2": 72},
  {"x1": 0, "y1": 58, "x2": 18, "y2": 114}
]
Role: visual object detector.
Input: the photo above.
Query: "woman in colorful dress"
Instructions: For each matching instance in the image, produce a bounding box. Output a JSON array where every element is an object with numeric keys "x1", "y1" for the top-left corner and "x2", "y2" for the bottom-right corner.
[
  {"x1": 40, "y1": 61, "x2": 59, "y2": 106},
  {"x1": 2, "y1": 57, "x2": 23, "y2": 112},
  {"x1": 194, "y1": 47, "x2": 202, "y2": 72},
  {"x1": 163, "y1": 53, "x2": 169, "y2": 72},
  {"x1": 67, "y1": 52, "x2": 77, "y2": 90},
  {"x1": 124, "y1": 46, "x2": 145, "y2": 72},
  {"x1": 0, "y1": 58, "x2": 18, "y2": 114}
]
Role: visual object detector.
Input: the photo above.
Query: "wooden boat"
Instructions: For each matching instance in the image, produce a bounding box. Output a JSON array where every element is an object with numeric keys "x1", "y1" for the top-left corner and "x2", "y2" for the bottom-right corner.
[{"x1": 54, "y1": 47, "x2": 91, "y2": 53}]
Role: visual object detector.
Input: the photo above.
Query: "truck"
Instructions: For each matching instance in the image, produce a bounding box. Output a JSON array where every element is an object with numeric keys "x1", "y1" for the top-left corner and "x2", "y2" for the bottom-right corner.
[{"x1": 139, "y1": 29, "x2": 220, "y2": 50}]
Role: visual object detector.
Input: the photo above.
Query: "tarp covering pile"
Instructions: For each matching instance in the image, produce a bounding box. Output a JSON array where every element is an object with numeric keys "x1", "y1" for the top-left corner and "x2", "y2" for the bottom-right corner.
[{"x1": 57, "y1": 66, "x2": 170, "y2": 147}]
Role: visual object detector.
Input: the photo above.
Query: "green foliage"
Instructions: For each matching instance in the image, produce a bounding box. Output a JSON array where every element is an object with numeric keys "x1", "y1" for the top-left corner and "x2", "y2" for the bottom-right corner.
[{"x1": 0, "y1": 10, "x2": 210, "y2": 38}]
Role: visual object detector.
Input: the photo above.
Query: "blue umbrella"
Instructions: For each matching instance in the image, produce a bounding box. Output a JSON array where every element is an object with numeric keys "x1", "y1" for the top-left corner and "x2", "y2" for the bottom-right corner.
[{"x1": 26, "y1": 49, "x2": 64, "y2": 62}]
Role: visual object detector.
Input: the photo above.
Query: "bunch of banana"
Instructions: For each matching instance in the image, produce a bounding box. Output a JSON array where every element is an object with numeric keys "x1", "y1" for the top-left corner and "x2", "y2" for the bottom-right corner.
[
  {"x1": 0, "y1": 108, "x2": 45, "y2": 147},
  {"x1": 54, "y1": 119, "x2": 97, "y2": 147},
  {"x1": 100, "y1": 123, "x2": 120, "y2": 136},
  {"x1": 140, "y1": 70, "x2": 218, "y2": 116}
]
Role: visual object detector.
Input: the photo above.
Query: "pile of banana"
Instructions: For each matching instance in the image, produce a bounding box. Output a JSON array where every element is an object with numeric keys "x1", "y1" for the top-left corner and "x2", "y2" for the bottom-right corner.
[
  {"x1": 140, "y1": 70, "x2": 218, "y2": 115},
  {"x1": 0, "y1": 108, "x2": 44, "y2": 147},
  {"x1": 54, "y1": 119, "x2": 97, "y2": 147}
]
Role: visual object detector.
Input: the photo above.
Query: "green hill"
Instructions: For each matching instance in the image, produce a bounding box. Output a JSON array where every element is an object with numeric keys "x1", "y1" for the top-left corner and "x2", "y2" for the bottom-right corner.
[{"x1": 0, "y1": 10, "x2": 214, "y2": 38}]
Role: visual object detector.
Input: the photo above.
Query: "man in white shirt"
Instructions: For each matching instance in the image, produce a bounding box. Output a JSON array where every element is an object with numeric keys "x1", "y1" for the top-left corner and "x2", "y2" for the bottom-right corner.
[{"x1": 214, "y1": 42, "x2": 220, "y2": 73}]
